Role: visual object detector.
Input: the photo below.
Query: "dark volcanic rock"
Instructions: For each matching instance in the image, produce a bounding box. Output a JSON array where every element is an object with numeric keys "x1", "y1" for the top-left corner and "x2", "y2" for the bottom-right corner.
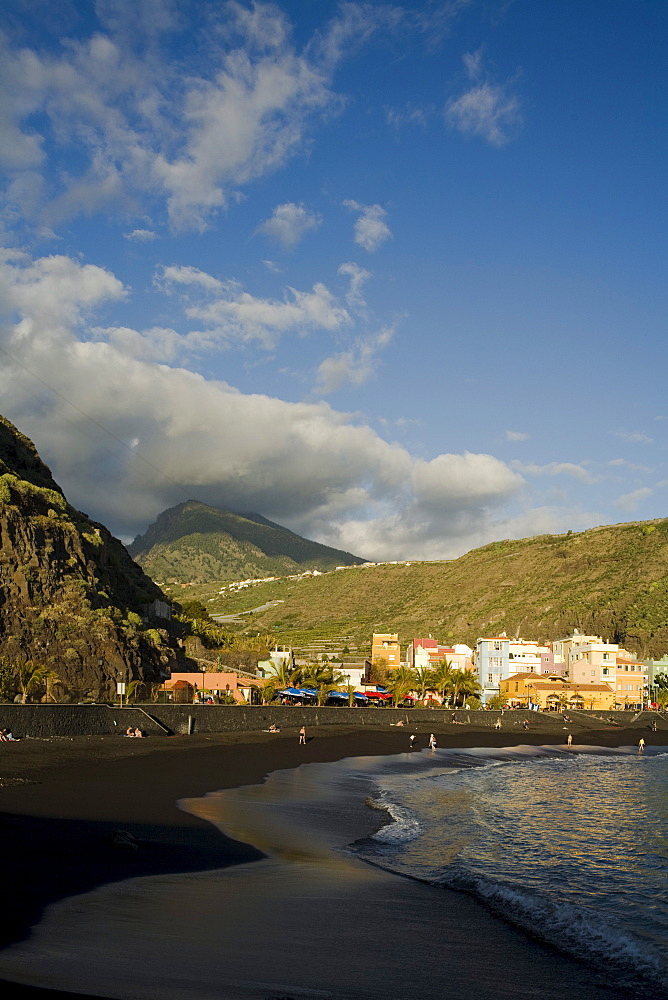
[{"x1": 0, "y1": 415, "x2": 177, "y2": 700}]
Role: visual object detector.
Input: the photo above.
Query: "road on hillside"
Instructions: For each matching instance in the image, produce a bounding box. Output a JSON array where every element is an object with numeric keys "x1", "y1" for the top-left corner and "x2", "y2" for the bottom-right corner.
[{"x1": 211, "y1": 599, "x2": 284, "y2": 624}]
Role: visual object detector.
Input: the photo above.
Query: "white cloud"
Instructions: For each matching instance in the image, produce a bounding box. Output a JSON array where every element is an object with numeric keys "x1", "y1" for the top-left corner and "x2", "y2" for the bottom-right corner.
[
  {"x1": 615, "y1": 430, "x2": 654, "y2": 444},
  {"x1": 505, "y1": 430, "x2": 529, "y2": 441},
  {"x1": 446, "y1": 49, "x2": 522, "y2": 146},
  {"x1": 158, "y1": 264, "x2": 350, "y2": 350},
  {"x1": 344, "y1": 200, "x2": 392, "y2": 252},
  {"x1": 607, "y1": 458, "x2": 652, "y2": 473},
  {"x1": 124, "y1": 228, "x2": 158, "y2": 242},
  {"x1": 0, "y1": 248, "x2": 527, "y2": 560},
  {"x1": 614, "y1": 487, "x2": 653, "y2": 513},
  {"x1": 512, "y1": 460, "x2": 595, "y2": 484},
  {"x1": 158, "y1": 265, "x2": 224, "y2": 293},
  {"x1": 385, "y1": 105, "x2": 428, "y2": 129},
  {"x1": 315, "y1": 325, "x2": 394, "y2": 394},
  {"x1": 94, "y1": 325, "x2": 181, "y2": 363},
  {"x1": 0, "y1": 249, "x2": 126, "y2": 329},
  {"x1": 338, "y1": 261, "x2": 371, "y2": 311},
  {"x1": 261, "y1": 259, "x2": 282, "y2": 273},
  {"x1": 257, "y1": 202, "x2": 321, "y2": 248},
  {"x1": 0, "y1": 3, "x2": 357, "y2": 232}
]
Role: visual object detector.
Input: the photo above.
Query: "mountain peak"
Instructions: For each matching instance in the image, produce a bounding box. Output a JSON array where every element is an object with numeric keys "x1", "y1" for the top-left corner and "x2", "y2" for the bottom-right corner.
[{"x1": 128, "y1": 499, "x2": 364, "y2": 583}]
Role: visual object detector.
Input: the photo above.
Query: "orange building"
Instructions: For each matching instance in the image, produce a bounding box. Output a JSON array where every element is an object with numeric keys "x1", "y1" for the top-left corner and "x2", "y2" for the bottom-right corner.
[{"x1": 371, "y1": 633, "x2": 401, "y2": 669}]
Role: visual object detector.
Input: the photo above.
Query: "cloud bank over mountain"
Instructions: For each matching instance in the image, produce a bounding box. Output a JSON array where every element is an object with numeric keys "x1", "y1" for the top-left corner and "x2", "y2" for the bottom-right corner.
[{"x1": 0, "y1": 1, "x2": 664, "y2": 559}]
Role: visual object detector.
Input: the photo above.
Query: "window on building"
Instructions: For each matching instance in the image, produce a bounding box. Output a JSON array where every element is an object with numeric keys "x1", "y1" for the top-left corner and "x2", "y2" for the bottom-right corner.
[
  {"x1": 488, "y1": 674, "x2": 493, "y2": 683},
  {"x1": 493, "y1": 641, "x2": 502, "y2": 651}
]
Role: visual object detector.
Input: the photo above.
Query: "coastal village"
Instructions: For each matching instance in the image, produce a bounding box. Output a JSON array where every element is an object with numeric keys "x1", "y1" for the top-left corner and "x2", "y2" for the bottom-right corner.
[{"x1": 162, "y1": 628, "x2": 668, "y2": 712}]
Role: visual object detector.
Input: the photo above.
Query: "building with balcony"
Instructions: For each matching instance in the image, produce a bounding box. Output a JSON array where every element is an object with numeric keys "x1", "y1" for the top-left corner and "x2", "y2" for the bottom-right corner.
[{"x1": 371, "y1": 633, "x2": 401, "y2": 669}]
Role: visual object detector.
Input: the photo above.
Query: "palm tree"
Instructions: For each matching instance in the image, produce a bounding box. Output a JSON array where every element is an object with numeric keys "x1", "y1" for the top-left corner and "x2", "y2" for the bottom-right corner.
[
  {"x1": 16, "y1": 660, "x2": 58, "y2": 704},
  {"x1": 262, "y1": 659, "x2": 303, "y2": 703},
  {"x1": 450, "y1": 669, "x2": 481, "y2": 707},
  {"x1": 301, "y1": 663, "x2": 347, "y2": 705},
  {"x1": 431, "y1": 658, "x2": 454, "y2": 706},
  {"x1": 414, "y1": 665, "x2": 435, "y2": 703},
  {"x1": 388, "y1": 665, "x2": 417, "y2": 706}
]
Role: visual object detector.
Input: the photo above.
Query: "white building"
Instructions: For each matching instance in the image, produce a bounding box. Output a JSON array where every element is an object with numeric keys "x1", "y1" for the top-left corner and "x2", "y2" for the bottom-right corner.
[{"x1": 407, "y1": 638, "x2": 473, "y2": 673}]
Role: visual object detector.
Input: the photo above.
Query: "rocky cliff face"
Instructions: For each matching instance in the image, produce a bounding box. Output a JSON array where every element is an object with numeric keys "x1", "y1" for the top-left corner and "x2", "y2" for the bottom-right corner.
[{"x1": 0, "y1": 416, "x2": 177, "y2": 700}]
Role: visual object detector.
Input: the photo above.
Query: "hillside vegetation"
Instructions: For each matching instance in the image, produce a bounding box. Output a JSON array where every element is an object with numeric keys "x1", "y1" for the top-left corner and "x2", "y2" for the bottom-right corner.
[
  {"x1": 162, "y1": 519, "x2": 668, "y2": 657},
  {"x1": 129, "y1": 500, "x2": 364, "y2": 582}
]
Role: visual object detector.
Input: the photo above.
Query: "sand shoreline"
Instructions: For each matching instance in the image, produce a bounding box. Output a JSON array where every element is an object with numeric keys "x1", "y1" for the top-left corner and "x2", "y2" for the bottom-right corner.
[{"x1": 0, "y1": 718, "x2": 663, "y2": 1000}]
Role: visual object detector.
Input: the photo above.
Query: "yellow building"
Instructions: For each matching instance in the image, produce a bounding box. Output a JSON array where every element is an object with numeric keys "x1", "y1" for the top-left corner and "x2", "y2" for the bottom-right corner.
[
  {"x1": 615, "y1": 654, "x2": 647, "y2": 709},
  {"x1": 501, "y1": 672, "x2": 615, "y2": 712},
  {"x1": 371, "y1": 632, "x2": 401, "y2": 669}
]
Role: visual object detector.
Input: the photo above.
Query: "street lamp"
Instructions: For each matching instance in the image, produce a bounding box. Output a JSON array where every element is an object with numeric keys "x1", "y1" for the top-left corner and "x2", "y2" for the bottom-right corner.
[{"x1": 200, "y1": 665, "x2": 207, "y2": 703}]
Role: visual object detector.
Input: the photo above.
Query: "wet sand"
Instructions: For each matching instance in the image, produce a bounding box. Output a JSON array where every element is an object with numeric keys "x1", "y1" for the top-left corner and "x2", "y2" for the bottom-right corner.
[{"x1": 0, "y1": 715, "x2": 662, "y2": 1000}]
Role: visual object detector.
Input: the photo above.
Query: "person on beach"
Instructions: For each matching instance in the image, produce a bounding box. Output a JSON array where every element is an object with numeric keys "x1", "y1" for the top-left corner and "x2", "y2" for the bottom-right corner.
[
  {"x1": 0, "y1": 728, "x2": 19, "y2": 741},
  {"x1": 409, "y1": 734, "x2": 416, "y2": 747},
  {"x1": 638, "y1": 737, "x2": 645, "y2": 752},
  {"x1": 134, "y1": 728, "x2": 144, "y2": 738},
  {"x1": 567, "y1": 733, "x2": 572, "y2": 746},
  {"x1": 494, "y1": 719, "x2": 501, "y2": 730},
  {"x1": 429, "y1": 733, "x2": 437, "y2": 751},
  {"x1": 125, "y1": 727, "x2": 135, "y2": 737},
  {"x1": 299, "y1": 726, "x2": 306, "y2": 744}
]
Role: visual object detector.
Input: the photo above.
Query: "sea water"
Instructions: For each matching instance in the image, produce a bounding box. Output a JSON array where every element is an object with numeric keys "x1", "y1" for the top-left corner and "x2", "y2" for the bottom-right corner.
[
  {"x1": 346, "y1": 745, "x2": 668, "y2": 996},
  {"x1": 0, "y1": 743, "x2": 665, "y2": 1000}
]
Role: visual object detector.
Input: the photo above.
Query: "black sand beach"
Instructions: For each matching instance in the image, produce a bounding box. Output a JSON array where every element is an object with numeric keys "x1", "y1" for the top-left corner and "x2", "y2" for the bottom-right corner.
[{"x1": 0, "y1": 715, "x2": 664, "y2": 1000}]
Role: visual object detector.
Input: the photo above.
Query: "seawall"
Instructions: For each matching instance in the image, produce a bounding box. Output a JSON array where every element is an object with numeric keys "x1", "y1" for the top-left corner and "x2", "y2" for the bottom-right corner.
[{"x1": 0, "y1": 704, "x2": 645, "y2": 738}]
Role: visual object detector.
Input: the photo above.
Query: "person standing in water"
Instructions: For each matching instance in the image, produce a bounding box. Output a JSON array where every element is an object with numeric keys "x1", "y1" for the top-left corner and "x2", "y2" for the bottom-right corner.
[
  {"x1": 299, "y1": 726, "x2": 306, "y2": 745},
  {"x1": 638, "y1": 737, "x2": 645, "y2": 752},
  {"x1": 567, "y1": 733, "x2": 573, "y2": 747},
  {"x1": 429, "y1": 733, "x2": 436, "y2": 751}
]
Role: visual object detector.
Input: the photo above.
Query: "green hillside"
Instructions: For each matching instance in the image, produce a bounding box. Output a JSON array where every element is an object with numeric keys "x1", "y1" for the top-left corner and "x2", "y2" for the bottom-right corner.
[
  {"x1": 160, "y1": 518, "x2": 668, "y2": 657},
  {"x1": 128, "y1": 500, "x2": 364, "y2": 583}
]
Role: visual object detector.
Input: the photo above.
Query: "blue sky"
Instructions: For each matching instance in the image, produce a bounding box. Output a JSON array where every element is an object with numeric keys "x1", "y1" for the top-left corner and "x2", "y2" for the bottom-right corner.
[{"x1": 0, "y1": 0, "x2": 666, "y2": 560}]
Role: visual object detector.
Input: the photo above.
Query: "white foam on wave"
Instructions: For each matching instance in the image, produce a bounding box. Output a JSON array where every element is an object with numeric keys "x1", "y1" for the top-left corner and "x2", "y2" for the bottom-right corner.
[
  {"x1": 462, "y1": 874, "x2": 667, "y2": 993},
  {"x1": 365, "y1": 793, "x2": 424, "y2": 844}
]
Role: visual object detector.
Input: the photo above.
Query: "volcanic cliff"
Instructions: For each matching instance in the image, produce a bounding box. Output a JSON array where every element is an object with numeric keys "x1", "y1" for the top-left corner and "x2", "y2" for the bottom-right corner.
[{"x1": 0, "y1": 416, "x2": 177, "y2": 700}]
